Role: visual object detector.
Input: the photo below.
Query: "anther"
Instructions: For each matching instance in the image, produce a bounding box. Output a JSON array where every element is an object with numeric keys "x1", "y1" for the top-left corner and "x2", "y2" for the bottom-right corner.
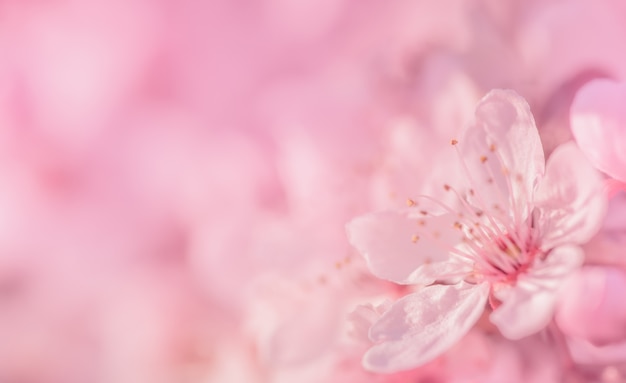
[
  {"x1": 480, "y1": 155, "x2": 488, "y2": 163},
  {"x1": 406, "y1": 199, "x2": 417, "y2": 207},
  {"x1": 419, "y1": 210, "x2": 428, "y2": 216},
  {"x1": 489, "y1": 144, "x2": 497, "y2": 152},
  {"x1": 444, "y1": 184, "x2": 451, "y2": 191},
  {"x1": 411, "y1": 234, "x2": 420, "y2": 243},
  {"x1": 451, "y1": 139, "x2": 459, "y2": 146}
]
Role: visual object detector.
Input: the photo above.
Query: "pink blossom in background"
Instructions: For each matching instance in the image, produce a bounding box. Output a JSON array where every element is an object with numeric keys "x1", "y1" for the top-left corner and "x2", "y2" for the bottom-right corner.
[
  {"x1": 571, "y1": 79, "x2": 626, "y2": 184},
  {"x1": 0, "y1": 0, "x2": 626, "y2": 382}
]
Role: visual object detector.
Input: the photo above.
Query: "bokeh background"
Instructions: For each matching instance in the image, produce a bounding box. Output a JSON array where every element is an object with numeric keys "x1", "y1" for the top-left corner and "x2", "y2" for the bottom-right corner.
[{"x1": 1, "y1": 0, "x2": 626, "y2": 382}]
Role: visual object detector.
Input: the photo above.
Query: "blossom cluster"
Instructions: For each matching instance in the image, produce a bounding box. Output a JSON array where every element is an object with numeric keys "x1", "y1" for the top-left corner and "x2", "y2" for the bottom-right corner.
[{"x1": 0, "y1": 0, "x2": 626, "y2": 382}]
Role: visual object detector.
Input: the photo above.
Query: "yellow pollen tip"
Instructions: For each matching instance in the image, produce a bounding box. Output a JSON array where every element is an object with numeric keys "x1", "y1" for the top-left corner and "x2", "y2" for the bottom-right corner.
[
  {"x1": 480, "y1": 155, "x2": 488, "y2": 163},
  {"x1": 451, "y1": 139, "x2": 459, "y2": 145},
  {"x1": 406, "y1": 198, "x2": 416, "y2": 207},
  {"x1": 489, "y1": 144, "x2": 497, "y2": 152},
  {"x1": 411, "y1": 234, "x2": 420, "y2": 243}
]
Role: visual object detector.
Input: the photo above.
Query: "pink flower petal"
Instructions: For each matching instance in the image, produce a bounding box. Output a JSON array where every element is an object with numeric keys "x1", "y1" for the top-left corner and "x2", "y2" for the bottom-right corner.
[
  {"x1": 346, "y1": 211, "x2": 462, "y2": 284},
  {"x1": 533, "y1": 142, "x2": 607, "y2": 249},
  {"x1": 460, "y1": 90, "x2": 545, "y2": 222},
  {"x1": 363, "y1": 281, "x2": 489, "y2": 372},
  {"x1": 570, "y1": 79, "x2": 626, "y2": 182},
  {"x1": 491, "y1": 245, "x2": 583, "y2": 339}
]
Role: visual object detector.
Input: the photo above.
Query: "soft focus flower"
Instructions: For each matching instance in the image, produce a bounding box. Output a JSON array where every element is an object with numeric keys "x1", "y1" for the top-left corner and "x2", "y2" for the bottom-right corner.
[
  {"x1": 571, "y1": 79, "x2": 626, "y2": 184},
  {"x1": 556, "y1": 266, "x2": 626, "y2": 346},
  {"x1": 347, "y1": 89, "x2": 607, "y2": 372}
]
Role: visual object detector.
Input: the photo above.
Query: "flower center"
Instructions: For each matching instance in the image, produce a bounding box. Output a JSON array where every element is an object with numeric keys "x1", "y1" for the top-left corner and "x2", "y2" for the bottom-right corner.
[{"x1": 473, "y1": 232, "x2": 538, "y2": 284}]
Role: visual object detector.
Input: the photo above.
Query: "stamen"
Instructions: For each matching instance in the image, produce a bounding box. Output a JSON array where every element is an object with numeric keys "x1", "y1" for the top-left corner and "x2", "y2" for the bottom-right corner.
[
  {"x1": 488, "y1": 145, "x2": 529, "y2": 237},
  {"x1": 451, "y1": 144, "x2": 507, "y2": 239},
  {"x1": 475, "y1": 143, "x2": 526, "y2": 246},
  {"x1": 414, "y1": 138, "x2": 545, "y2": 284}
]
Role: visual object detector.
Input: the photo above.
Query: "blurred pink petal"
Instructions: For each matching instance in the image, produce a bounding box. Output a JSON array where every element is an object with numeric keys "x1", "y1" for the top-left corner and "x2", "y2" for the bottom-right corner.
[
  {"x1": 571, "y1": 79, "x2": 626, "y2": 182},
  {"x1": 556, "y1": 266, "x2": 626, "y2": 346}
]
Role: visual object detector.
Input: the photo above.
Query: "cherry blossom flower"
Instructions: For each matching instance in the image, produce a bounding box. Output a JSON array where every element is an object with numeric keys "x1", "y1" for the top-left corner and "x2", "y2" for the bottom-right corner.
[{"x1": 347, "y1": 89, "x2": 607, "y2": 372}]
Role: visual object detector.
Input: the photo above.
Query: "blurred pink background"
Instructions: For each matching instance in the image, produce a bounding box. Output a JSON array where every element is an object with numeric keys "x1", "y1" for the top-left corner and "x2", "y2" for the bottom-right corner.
[{"x1": 1, "y1": 0, "x2": 626, "y2": 382}]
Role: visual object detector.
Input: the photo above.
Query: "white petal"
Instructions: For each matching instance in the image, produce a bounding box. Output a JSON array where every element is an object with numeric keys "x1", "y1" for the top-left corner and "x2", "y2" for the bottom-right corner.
[
  {"x1": 346, "y1": 211, "x2": 463, "y2": 284},
  {"x1": 459, "y1": 90, "x2": 545, "y2": 222},
  {"x1": 534, "y1": 142, "x2": 607, "y2": 249},
  {"x1": 363, "y1": 282, "x2": 489, "y2": 372},
  {"x1": 406, "y1": 257, "x2": 473, "y2": 285}
]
